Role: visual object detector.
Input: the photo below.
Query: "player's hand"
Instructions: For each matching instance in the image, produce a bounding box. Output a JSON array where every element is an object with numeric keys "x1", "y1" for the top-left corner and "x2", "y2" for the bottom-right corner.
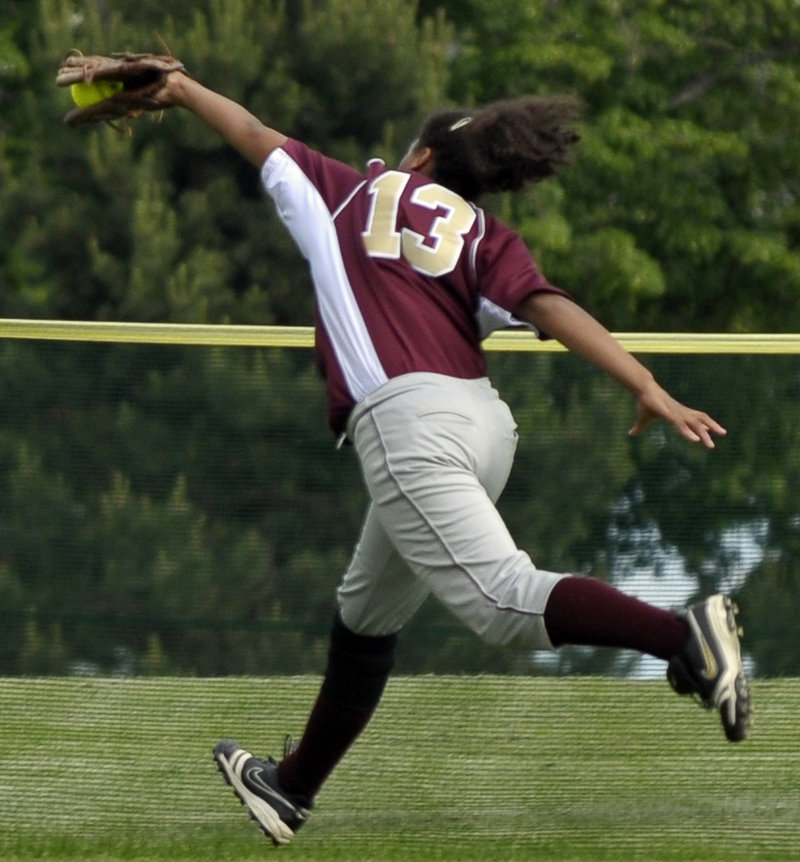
[{"x1": 629, "y1": 380, "x2": 727, "y2": 449}]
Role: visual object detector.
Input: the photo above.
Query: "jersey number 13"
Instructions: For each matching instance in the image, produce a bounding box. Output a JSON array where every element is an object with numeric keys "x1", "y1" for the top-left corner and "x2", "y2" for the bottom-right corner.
[{"x1": 361, "y1": 171, "x2": 477, "y2": 278}]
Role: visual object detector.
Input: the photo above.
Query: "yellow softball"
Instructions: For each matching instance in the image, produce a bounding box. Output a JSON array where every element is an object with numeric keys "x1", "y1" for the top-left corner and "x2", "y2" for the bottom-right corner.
[{"x1": 70, "y1": 80, "x2": 123, "y2": 108}]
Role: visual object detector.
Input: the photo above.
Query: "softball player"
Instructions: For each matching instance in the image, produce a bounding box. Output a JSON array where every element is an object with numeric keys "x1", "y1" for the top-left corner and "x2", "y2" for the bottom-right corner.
[{"x1": 160, "y1": 72, "x2": 751, "y2": 845}]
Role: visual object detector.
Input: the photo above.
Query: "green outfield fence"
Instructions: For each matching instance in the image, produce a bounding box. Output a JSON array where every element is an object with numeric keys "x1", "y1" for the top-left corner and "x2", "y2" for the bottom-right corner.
[
  {"x1": 4, "y1": 317, "x2": 800, "y2": 351},
  {"x1": 2, "y1": 318, "x2": 800, "y2": 679},
  {"x1": 1, "y1": 319, "x2": 799, "y2": 860}
]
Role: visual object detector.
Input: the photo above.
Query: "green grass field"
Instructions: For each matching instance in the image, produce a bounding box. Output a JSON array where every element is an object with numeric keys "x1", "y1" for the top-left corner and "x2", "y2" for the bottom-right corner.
[{"x1": 0, "y1": 676, "x2": 797, "y2": 861}]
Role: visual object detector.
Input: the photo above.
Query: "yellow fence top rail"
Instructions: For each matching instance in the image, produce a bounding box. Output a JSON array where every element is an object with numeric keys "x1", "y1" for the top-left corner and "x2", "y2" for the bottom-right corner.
[{"x1": 2, "y1": 318, "x2": 800, "y2": 353}]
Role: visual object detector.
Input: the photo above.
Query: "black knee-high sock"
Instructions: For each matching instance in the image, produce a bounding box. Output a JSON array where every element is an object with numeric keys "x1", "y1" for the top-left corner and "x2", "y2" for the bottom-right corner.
[{"x1": 278, "y1": 614, "x2": 397, "y2": 799}]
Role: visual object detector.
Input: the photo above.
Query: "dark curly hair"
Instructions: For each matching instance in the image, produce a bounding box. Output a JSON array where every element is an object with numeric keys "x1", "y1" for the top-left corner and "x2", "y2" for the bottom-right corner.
[{"x1": 416, "y1": 95, "x2": 581, "y2": 201}]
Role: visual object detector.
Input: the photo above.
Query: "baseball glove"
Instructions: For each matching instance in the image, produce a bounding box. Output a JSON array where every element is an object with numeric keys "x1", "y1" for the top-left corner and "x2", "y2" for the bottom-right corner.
[{"x1": 56, "y1": 51, "x2": 187, "y2": 127}]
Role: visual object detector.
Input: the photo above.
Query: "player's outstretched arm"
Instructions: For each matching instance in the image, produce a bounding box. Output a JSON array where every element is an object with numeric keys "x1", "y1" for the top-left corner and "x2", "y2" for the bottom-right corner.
[
  {"x1": 163, "y1": 72, "x2": 287, "y2": 166},
  {"x1": 515, "y1": 292, "x2": 727, "y2": 449}
]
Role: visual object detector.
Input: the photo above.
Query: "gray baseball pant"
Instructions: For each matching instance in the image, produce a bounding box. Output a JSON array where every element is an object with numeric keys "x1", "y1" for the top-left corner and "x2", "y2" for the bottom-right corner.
[{"x1": 337, "y1": 372, "x2": 564, "y2": 649}]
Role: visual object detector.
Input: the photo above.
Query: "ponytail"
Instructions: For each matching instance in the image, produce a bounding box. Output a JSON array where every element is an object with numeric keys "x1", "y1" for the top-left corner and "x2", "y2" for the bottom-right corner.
[{"x1": 417, "y1": 95, "x2": 581, "y2": 201}]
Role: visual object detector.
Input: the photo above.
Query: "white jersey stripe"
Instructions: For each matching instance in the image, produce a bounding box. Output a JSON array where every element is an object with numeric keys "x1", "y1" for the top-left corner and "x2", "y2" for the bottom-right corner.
[
  {"x1": 476, "y1": 297, "x2": 539, "y2": 340},
  {"x1": 262, "y1": 150, "x2": 388, "y2": 402},
  {"x1": 469, "y1": 207, "x2": 485, "y2": 279}
]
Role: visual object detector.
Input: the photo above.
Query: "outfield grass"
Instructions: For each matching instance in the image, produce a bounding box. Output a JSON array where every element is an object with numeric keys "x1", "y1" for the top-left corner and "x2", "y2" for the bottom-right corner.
[{"x1": 0, "y1": 676, "x2": 796, "y2": 861}]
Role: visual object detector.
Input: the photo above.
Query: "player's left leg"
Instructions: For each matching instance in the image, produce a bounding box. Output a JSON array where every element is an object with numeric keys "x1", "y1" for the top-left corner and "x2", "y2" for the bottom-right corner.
[
  {"x1": 213, "y1": 610, "x2": 399, "y2": 844},
  {"x1": 276, "y1": 506, "x2": 422, "y2": 804},
  {"x1": 277, "y1": 613, "x2": 399, "y2": 797},
  {"x1": 213, "y1": 505, "x2": 414, "y2": 840},
  {"x1": 336, "y1": 502, "x2": 432, "y2": 636},
  {"x1": 213, "y1": 737, "x2": 312, "y2": 846}
]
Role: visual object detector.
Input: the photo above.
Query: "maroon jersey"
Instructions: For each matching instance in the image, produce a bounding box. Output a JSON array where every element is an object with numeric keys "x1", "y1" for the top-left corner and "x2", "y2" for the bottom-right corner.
[{"x1": 262, "y1": 138, "x2": 567, "y2": 433}]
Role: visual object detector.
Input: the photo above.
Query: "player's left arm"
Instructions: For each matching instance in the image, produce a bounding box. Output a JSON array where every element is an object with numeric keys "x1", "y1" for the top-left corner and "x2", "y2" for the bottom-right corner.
[
  {"x1": 163, "y1": 72, "x2": 287, "y2": 166},
  {"x1": 515, "y1": 291, "x2": 727, "y2": 449}
]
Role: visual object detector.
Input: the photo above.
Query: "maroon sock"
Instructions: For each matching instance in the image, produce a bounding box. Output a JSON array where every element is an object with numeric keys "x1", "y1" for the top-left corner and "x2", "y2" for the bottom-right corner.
[
  {"x1": 544, "y1": 576, "x2": 690, "y2": 660},
  {"x1": 278, "y1": 694, "x2": 374, "y2": 799},
  {"x1": 277, "y1": 615, "x2": 396, "y2": 799}
]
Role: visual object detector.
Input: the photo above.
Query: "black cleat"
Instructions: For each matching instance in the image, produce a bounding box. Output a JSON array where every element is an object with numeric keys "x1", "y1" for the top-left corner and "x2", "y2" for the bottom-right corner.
[
  {"x1": 213, "y1": 738, "x2": 312, "y2": 845},
  {"x1": 668, "y1": 594, "x2": 752, "y2": 742}
]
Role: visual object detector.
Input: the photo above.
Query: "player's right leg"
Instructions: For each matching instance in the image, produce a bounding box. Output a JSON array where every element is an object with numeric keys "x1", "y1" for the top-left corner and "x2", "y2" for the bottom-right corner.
[
  {"x1": 544, "y1": 578, "x2": 752, "y2": 742},
  {"x1": 667, "y1": 594, "x2": 752, "y2": 741},
  {"x1": 348, "y1": 375, "x2": 752, "y2": 743}
]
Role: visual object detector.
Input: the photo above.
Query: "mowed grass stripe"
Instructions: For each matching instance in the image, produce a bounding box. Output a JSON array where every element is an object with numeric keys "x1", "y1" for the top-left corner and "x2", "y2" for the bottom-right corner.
[{"x1": 0, "y1": 676, "x2": 796, "y2": 861}]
